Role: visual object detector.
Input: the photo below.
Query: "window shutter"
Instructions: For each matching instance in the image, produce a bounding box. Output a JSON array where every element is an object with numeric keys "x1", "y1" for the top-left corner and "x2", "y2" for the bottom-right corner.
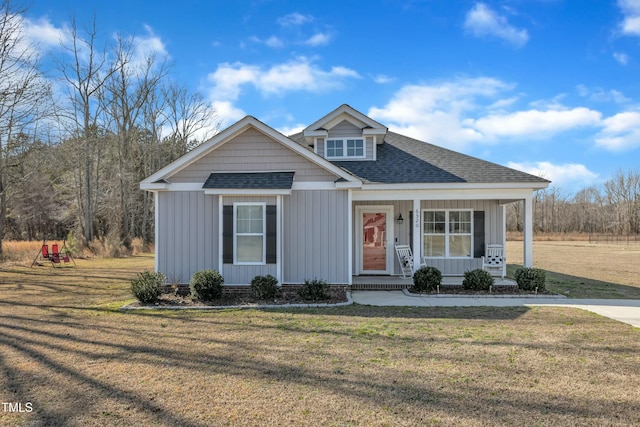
[
  {"x1": 266, "y1": 205, "x2": 277, "y2": 264},
  {"x1": 473, "y1": 211, "x2": 485, "y2": 258},
  {"x1": 222, "y1": 205, "x2": 233, "y2": 264}
]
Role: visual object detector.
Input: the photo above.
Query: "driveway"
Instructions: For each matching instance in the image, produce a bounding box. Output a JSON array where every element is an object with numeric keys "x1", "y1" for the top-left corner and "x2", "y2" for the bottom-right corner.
[{"x1": 351, "y1": 291, "x2": 640, "y2": 328}]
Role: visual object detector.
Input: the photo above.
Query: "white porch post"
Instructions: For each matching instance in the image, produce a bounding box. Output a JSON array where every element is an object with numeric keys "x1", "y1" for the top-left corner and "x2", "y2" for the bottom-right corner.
[
  {"x1": 412, "y1": 198, "x2": 421, "y2": 271},
  {"x1": 523, "y1": 194, "x2": 533, "y2": 268}
]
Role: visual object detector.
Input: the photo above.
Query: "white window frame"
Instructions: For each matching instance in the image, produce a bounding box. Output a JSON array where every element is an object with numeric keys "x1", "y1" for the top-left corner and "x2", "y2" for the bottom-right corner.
[
  {"x1": 325, "y1": 138, "x2": 365, "y2": 159},
  {"x1": 422, "y1": 209, "x2": 473, "y2": 259},
  {"x1": 233, "y1": 202, "x2": 266, "y2": 265}
]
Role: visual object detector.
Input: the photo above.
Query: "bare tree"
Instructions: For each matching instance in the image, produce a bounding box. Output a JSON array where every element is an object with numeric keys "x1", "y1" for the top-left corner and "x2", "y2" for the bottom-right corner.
[
  {"x1": 58, "y1": 14, "x2": 115, "y2": 243},
  {"x1": 0, "y1": 0, "x2": 52, "y2": 253}
]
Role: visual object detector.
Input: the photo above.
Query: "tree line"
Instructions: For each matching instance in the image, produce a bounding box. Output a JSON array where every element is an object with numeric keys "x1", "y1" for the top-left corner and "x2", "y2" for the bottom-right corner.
[
  {"x1": 507, "y1": 169, "x2": 640, "y2": 236},
  {"x1": 1, "y1": 2, "x2": 638, "y2": 257},
  {"x1": 0, "y1": 1, "x2": 218, "y2": 255}
]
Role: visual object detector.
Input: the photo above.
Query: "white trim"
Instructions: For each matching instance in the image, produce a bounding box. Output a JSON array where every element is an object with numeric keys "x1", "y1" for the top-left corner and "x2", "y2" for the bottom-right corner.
[
  {"x1": 352, "y1": 187, "x2": 540, "y2": 201},
  {"x1": 412, "y1": 199, "x2": 421, "y2": 271},
  {"x1": 140, "y1": 115, "x2": 360, "y2": 187},
  {"x1": 347, "y1": 189, "x2": 353, "y2": 285},
  {"x1": 524, "y1": 194, "x2": 533, "y2": 268},
  {"x1": 141, "y1": 182, "x2": 169, "y2": 191},
  {"x1": 276, "y1": 195, "x2": 282, "y2": 284},
  {"x1": 292, "y1": 182, "x2": 336, "y2": 190},
  {"x1": 154, "y1": 192, "x2": 159, "y2": 272},
  {"x1": 325, "y1": 138, "x2": 366, "y2": 160},
  {"x1": 372, "y1": 135, "x2": 377, "y2": 161},
  {"x1": 218, "y1": 196, "x2": 224, "y2": 272},
  {"x1": 422, "y1": 209, "x2": 474, "y2": 259},
  {"x1": 204, "y1": 189, "x2": 291, "y2": 196},
  {"x1": 303, "y1": 104, "x2": 387, "y2": 136},
  {"x1": 233, "y1": 202, "x2": 267, "y2": 265},
  {"x1": 355, "y1": 205, "x2": 395, "y2": 275}
]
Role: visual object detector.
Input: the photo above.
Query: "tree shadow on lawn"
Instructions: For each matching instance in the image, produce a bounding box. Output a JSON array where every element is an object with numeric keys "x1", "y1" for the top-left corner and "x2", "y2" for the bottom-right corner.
[{"x1": 1, "y1": 307, "x2": 638, "y2": 426}]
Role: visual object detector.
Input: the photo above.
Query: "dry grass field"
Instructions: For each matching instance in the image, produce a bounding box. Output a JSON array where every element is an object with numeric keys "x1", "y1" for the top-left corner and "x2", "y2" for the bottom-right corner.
[
  {"x1": 507, "y1": 241, "x2": 640, "y2": 298},
  {"x1": 0, "y1": 255, "x2": 639, "y2": 426}
]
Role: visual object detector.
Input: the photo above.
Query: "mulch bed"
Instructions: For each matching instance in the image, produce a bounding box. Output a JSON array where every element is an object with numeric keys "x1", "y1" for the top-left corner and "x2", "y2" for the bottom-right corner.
[
  {"x1": 407, "y1": 285, "x2": 553, "y2": 296},
  {"x1": 128, "y1": 288, "x2": 349, "y2": 308}
]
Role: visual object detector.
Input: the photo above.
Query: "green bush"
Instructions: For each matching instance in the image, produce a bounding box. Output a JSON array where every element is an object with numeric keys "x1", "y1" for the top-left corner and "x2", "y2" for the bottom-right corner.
[
  {"x1": 515, "y1": 267, "x2": 546, "y2": 291},
  {"x1": 412, "y1": 266, "x2": 442, "y2": 292},
  {"x1": 131, "y1": 271, "x2": 165, "y2": 303},
  {"x1": 298, "y1": 279, "x2": 330, "y2": 301},
  {"x1": 250, "y1": 274, "x2": 279, "y2": 299},
  {"x1": 462, "y1": 269, "x2": 494, "y2": 291},
  {"x1": 190, "y1": 269, "x2": 224, "y2": 301}
]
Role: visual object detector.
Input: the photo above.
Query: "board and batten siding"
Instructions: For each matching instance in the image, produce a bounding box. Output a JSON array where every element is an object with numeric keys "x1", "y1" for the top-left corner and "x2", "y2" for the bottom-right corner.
[
  {"x1": 157, "y1": 191, "x2": 218, "y2": 283},
  {"x1": 283, "y1": 189, "x2": 350, "y2": 284},
  {"x1": 420, "y1": 200, "x2": 503, "y2": 275},
  {"x1": 352, "y1": 199, "x2": 503, "y2": 276},
  {"x1": 221, "y1": 196, "x2": 277, "y2": 285},
  {"x1": 169, "y1": 128, "x2": 338, "y2": 183}
]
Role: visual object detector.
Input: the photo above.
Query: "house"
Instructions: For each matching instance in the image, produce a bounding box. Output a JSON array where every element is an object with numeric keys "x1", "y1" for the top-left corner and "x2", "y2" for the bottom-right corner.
[{"x1": 140, "y1": 104, "x2": 549, "y2": 286}]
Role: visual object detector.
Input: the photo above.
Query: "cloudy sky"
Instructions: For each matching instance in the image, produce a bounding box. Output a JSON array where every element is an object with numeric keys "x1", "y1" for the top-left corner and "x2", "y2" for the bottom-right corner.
[{"x1": 22, "y1": 0, "x2": 640, "y2": 193}]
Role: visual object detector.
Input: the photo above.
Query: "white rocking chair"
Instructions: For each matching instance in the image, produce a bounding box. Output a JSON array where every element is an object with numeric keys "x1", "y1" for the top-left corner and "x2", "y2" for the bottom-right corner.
[
  {"x1": 482, "y1": 244, "x2": 505, "y2": 278},
  {"x1": 395, "y1": 245, "x2": 416, "y2": 278}
]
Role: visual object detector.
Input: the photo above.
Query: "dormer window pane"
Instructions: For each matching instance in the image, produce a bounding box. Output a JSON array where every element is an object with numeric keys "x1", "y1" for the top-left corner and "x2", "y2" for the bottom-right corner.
[
  {"x1": 326, "y1": 139, "x2": 344, "y2": 157},
  {"x1": 326, "y1": 138, "x2": 364, "y2": 159},
  {"x1": 346, "y1": 139, "x2": 364, "y2": 157}
]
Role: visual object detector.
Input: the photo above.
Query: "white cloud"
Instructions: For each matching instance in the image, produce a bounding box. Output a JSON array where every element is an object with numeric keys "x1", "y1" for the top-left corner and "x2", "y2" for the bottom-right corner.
[
  {"x1": 595, "y1": 111, "x2": 640, "y2": 151},
  {"x1": 207, "y1": 57, "x2": 360, "y2": 101},
  {"x1": 265, "y1": 35, "x2": 284, "y2": 48},
  {"x1": 464, "y1": 2, "x2": 529, "y2": 47},
  {"x1": 212, "y1": 100, "x2": 247, "y2": 128},
  {"x1": 468, "y1": 107, "x2": 602, "y2": 139},
  {"x1": 576, "y1": 85, "x2": 631, "y2": 104},
  {"x1": 278, "y1": 124, "x2": 306, "y2": 136},
  {"x1": 372, "y1": 74, "x2": 394, "y2": 84},
  {"x1": 130, "y1": 25, "x2": 169, "y2": 68},
  {"x1": 368, "y1": 77, "x2": 513, "y2": 149},
  {"x1": 304, "y1": 32, "x2": 332, "y2": 46},
  {"x1": 22, "y1": 16, "x2": 71, "y2": 49},
  {"x1": 507, "y1": 161, "x2": 600, "y2": 189},
  {"x1": 618, "y1": 0, "x2": 640, "y2": 35},
  {"x1": 277, "y1": 13, "x2": 313, "y2": 27},
  {"x1": 613, "y1": 51, "x2": 629, "y2": 64}
]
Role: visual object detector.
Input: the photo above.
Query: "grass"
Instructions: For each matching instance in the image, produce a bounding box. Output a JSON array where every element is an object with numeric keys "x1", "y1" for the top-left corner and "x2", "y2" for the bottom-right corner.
[
  {"x1": 1, "y1": 255, "x2": 639, "y2": 426},
  {"x1": 507, "y1": 241, "x2": 640, "y2": 299}
]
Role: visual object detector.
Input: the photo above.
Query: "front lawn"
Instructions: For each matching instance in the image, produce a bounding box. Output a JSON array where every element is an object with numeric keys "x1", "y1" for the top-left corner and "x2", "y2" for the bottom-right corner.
[{"x1": 1, "y1": 256, "x2": 638, "y2": 426}]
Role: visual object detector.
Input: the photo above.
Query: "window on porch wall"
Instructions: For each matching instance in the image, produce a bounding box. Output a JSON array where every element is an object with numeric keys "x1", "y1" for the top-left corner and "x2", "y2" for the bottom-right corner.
[{"x1": 423, "y1": 210, "x2": 472, "y2": 258}]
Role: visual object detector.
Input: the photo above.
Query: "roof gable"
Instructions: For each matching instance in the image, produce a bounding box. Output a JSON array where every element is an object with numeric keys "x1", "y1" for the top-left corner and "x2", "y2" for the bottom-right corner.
[
  {"x1": 302, "y1": 104, "x2": 387, "y2": 142},
  {"x1": 141, "y1": 116, "x2": 361, "y2": 190}
]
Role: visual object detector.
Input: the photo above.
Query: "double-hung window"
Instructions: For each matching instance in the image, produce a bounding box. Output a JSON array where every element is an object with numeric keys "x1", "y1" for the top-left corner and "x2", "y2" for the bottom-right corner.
[
  {"x1": 325, "y1": 138, "x2": 364, "y2": 159},
  {"x1": 423, "y1": 210, "x2": 472, "y2": 258},
  {"x1": 234, "y1": 203, "x2": 265, "y2": 264}
]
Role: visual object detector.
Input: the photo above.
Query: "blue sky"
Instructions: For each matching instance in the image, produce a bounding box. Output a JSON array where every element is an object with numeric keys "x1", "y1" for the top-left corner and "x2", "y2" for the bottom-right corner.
[{"x1": 21, "y1": 0, "x2": 640, "y2": 194}]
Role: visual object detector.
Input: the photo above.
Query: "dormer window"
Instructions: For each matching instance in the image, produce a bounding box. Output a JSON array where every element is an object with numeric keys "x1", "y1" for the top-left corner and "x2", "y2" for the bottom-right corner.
[{"x1": 326, "y1": 138, "x2": 365, "y2": 159}]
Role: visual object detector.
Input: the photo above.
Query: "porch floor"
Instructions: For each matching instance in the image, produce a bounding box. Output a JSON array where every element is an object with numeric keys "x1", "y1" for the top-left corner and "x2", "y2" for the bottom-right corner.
[{"x1": 352, "y1": 275, "x2": 516, "y2": 290}]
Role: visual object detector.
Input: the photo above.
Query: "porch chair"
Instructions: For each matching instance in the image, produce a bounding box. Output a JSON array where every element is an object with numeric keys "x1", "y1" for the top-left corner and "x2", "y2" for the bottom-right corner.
[
  {"x1": 395, "y1": 245, "x2": 423, "y2": 279},
  {"x1": 482, "y1": 244, "x2": 505, "y2": 278}
]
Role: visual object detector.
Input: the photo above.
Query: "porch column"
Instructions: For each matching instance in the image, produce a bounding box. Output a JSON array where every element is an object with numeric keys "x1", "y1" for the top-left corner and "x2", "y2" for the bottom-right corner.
[
  {"x1": 523, "y1": 194, "x2": 533, "y2": 267},
  {"x1": 412, "y1": 198, "x2": 421, "y2": 271}
]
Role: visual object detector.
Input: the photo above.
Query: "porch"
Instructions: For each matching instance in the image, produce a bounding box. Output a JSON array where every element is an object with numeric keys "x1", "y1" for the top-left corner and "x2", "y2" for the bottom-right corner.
[{"x1": 351, "y1": 275, "x2": 517, "y2": 290}]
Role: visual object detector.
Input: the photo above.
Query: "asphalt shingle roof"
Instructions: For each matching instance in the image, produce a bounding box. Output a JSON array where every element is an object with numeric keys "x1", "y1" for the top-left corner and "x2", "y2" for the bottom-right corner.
[
  {"x1": 203, "y1": 172, "x2": 295, "y2": 189},
  {"x1": 288, "y1": 131, "x2": 549, "y2": 185}
]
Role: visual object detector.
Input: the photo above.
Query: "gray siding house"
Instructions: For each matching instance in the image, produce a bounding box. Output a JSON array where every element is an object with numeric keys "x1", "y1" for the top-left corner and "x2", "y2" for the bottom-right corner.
[{"x1": 140, "y1": 104, "x2": 549, "y2": 285}]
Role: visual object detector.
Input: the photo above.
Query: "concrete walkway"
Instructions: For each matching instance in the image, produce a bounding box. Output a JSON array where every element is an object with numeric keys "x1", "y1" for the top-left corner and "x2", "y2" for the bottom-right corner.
[{"x1": 351, "y1": 290, "x2": 640, "y2": 328}]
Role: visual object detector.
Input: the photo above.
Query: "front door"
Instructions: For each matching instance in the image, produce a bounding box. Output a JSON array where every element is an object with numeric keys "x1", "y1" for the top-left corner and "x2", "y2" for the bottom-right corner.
[{"x1": 357, "y1": 206, "x2": 394, "y2": 275}]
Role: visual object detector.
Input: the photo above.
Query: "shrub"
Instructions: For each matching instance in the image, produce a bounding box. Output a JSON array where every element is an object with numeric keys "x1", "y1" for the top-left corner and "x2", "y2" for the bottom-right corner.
[
  {"x1": 298, "y1": 279, "x2": 330, "y2": 301},
  {"x1": 250, "y1": 274, "x2": 279, "y2": 299},
  {"x1": 190, "y1": 269, "x2": 224, "y2": 301},
  {"x1": 515, "y1": 267, "x2": 546, "y2": 291},
  {"x1": 412, "y1": 266, "x2": 442, "y2": 292},
  {"x1": 131, "y1": 271, "x2": 165, "y2": 303},
  {"x1": 462, "y1": 269, "x2": 494, "y2": 291}
]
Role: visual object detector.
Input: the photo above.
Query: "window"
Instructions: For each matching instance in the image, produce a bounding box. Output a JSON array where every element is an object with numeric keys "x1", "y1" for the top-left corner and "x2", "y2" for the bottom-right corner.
[
  {"x1": 325, "y1": 138, "x2": 364, "y2": 159},
  {"x1": 234, "y1": 203, "x2": 265, "y2": 264},
  {"x1": 423, "y1": 210, "x2": 472, "y2": 258}
]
